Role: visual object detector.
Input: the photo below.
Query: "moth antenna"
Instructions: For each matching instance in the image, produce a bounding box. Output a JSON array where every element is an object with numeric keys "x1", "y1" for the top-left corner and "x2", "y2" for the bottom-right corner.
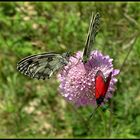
[{"x1": 88, "y1": 105, "x2": 100, "y2": 121}]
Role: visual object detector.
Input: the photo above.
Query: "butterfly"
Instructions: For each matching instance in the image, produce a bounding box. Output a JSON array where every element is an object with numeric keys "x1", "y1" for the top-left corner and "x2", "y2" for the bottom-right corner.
[
  {"x1": 82, "y1": 12, "x2": 100, "y2": 63},
  {"x1": 17, "y1": 52, "x2": 70, "y2": 80},
  {"x1": 17, "y1": 12, "x2": 100, "y2": 80},
  {"x1": 95, "y1": 70, "x2": 112, "y2": 106}
]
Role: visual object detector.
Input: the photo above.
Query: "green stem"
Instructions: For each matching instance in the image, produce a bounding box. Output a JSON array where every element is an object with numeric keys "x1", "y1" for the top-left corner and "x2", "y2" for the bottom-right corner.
[
  {"x1": 108, "y1": 100, "x2": 113, "y2": 137},
  {"x1": 98, "y1": 109, "x2": 107, "y2": 137}
]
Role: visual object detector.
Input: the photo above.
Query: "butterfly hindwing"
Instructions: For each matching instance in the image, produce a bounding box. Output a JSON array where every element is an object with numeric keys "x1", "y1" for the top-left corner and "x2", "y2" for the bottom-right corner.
[
  {"x1": 17, "y1": 52, "x2": 69, "y2": 80},
  {"x1": 95, "y1": 70, "x2": 112, "y2": 105},
  {"x1": 105, "y1": 71, "x2": 112, "y2": 93}
]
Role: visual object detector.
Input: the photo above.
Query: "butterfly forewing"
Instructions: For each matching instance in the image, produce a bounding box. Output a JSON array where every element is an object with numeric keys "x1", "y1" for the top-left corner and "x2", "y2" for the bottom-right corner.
[
  {"x1": 95, "y1": 70, "x2": 106, "y2": 99},
  {"x1": 82, "y1": 12, "x2": 100, "y2": 63},
  {"x1": 17, "y1": 52, "x2": 69, "y2": 80}
]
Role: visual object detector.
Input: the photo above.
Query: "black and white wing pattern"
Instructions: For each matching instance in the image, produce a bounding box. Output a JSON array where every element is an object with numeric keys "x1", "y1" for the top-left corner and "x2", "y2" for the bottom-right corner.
[
  {"x1": 17, "y1": 52, "x2": 70, "y2": 80},
  {"x1": 82, "y1": 12, "x2": 100, "y2": 63}
]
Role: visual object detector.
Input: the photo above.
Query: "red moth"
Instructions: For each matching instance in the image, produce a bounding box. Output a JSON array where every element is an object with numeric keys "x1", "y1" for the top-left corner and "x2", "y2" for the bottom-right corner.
[
  {"x1": 88, "y1": 70, "x2": 112, "y2": 120},
  {"x1": 95, "y1": 70, "x2": 112, "y2": 106}
]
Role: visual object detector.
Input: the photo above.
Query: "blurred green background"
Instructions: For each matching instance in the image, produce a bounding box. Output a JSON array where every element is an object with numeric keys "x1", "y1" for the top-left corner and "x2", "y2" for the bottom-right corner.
[{"x1": 0, "y1": 2, "x2": 140, "y2": 138}]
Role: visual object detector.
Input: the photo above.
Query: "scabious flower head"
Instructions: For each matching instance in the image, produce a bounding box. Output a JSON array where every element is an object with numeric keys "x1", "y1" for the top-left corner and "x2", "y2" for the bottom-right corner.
[{"x1": 57, "y1": 50, "x2": 119, "y2": 107}]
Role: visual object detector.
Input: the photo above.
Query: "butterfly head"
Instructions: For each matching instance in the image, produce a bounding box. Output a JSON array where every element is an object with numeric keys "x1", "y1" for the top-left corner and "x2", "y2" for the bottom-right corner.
[
  {"x1": 62, "y1": 51, "x2": 71, "y2": 60},
  {"x1": 62, "y1": 52, "x2": 70, "y2": 58}
]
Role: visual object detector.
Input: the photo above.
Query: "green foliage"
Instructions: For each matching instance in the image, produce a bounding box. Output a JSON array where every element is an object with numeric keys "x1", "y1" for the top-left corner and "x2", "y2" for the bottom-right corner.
[{"x1": 0, "y1": 2, "x2": 140, "y2": 138}]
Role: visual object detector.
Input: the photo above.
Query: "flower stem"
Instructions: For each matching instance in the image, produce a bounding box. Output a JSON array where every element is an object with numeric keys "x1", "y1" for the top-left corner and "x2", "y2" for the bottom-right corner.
[{"x1": 98, "y1": 109, "x2": 108, "y2": 137}]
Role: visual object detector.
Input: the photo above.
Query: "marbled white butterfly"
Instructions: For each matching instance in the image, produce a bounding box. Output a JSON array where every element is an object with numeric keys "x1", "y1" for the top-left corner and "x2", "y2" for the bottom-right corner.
[
  {"x1": 82, "y1": 12, "x2": 100, "y2": 63},
  {"x1": 17, "y1": 52, "x2": 70, "y2": 80},
  {"x1": 17, "y1": 12, "x2": 100, "y2": 80}
]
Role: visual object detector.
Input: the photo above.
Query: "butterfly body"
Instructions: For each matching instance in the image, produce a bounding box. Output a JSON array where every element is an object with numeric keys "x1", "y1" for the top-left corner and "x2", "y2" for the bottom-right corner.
[
  {"x1": 95, "y1": 70, "x2": 112, "y2": 106},
  {"x1": 17, "y1": 52, "x2": 70, "y2": 80}
]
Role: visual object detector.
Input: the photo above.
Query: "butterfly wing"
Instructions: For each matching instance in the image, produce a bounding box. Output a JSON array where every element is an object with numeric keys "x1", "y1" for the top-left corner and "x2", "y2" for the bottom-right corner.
[
  {"x1": 105, "y1": 71, "x2": 112, "y2": 93},
  {"x1": 17, "y1": 52, "x2": 69, "y2": 80},
  {"x1": 82, "y1": 12, "x2": 100, "y2": 63},
  {"x1": 95, "y1": 70, "x2": 112, "y2": 105},
  {"x1": 95, "y1": 70, "x2": 106, "y2": 99}
]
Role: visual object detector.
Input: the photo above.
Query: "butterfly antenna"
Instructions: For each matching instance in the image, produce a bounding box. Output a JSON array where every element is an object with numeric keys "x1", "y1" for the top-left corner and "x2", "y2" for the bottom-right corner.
[
  {"x1": 88, "y1": 105, "x2": 100, "y2": 121},
  {"x1": 67, "y1": 49, "x2": 72, "y2": 55}
]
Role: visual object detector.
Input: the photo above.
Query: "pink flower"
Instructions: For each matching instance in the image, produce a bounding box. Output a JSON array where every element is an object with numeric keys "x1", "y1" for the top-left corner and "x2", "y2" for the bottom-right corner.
[{"x1": 57, "y1": 50, "x2": 119, "y2": 107}]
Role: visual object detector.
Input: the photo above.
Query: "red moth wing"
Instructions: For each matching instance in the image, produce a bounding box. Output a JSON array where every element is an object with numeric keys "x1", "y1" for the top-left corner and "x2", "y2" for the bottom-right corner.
[
  {"x1": 95, "y1": 70, "x2": 112, "y2": 105},
  {"x1": 95, "y1": 70, "x2": 106, "y2": 99},
  {"x1": 105, "y1": 71, "x2": 112, "y2": 93}
]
